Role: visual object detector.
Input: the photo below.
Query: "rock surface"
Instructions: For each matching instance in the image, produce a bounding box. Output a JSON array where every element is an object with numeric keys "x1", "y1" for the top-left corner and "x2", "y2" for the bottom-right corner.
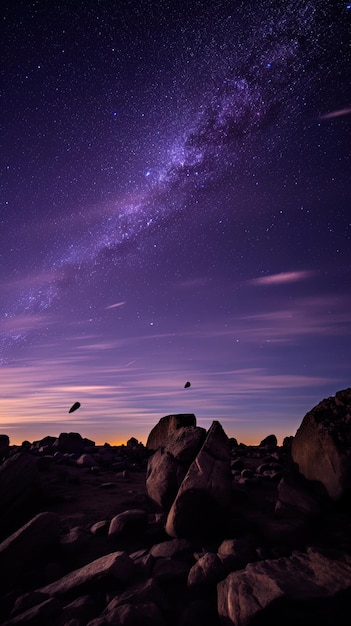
[
  {"x1": 0, "y1": 452, "x2": 41, "y2": 536},
  {"x1": 0, "y1": 512, "x2": 60, "y2": 584},
  {"x1": 40, "y1": 551, "x2": 134, "y2": 598},
  {"x1": 146, "y1": 426, "x2": 206, "y2": 510},
  {"x1": 291, "y1": 388, "x2": 351, "y2": 500},
  {"x1": 146, "y1": 414, "x2": 196, "y2": 451},
  {"x1": 217, "y1": 547, "x2": 351, "y2": 626},
  {"x1": 165, "y1": 421, "x2": 232, "y2": 538}
]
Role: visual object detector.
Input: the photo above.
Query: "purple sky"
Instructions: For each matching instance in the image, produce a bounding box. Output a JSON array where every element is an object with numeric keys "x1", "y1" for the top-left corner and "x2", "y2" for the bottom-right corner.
[{"x1": 1, "y1": 0, "x2": 351, "y2": 445}]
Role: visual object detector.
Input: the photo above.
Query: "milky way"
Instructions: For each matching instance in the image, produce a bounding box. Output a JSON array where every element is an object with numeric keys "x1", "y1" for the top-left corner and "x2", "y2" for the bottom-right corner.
[
  {"x1": 1, "y1": 1, "x2": 351, "y2": 443},
  {"x1": 2, "y1": 2, "x2": 326, "y2": 338}
]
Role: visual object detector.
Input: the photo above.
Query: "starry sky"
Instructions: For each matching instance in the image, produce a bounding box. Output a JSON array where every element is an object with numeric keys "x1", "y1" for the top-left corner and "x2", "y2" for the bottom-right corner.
[{"x1": 1, "y1": 0, "x2": 351, "y2": 446}]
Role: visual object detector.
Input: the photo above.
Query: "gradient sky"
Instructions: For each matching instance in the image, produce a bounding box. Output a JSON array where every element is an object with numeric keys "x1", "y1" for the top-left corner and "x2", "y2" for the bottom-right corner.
[{"x1": 1, "y1": 0, "x2": 351, "y2": 446}]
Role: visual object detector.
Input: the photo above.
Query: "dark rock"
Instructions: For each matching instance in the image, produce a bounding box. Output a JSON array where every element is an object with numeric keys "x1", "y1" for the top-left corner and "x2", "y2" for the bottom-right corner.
[
  {"x1": 146, "y1": 414, "x2": 196, "y2": 451},
  {"x1": 241, "y1": 469, "x2": 253, "y2": 478},
  {"x1": 146, "y1": 426, "x2": 206, "y2": 510},
  {"x1": 108, "y1": 509, "x2": 148, "y2": 538},
  {"x1": 39, "y1": 551, "x2": 134, "y2": 598},
  {"x1": 90, "y1": 521, "x2": 109, "y2": 536},
  {"x1": 126, "y1": 437, "x2": 139, "y2": 447},
  {"x1": 282, "y1": 435, "x2": 293, "y2": 449},
  {"x1": 10, "y1": 592, "x2": 51, "y2": 617},
  {"x1": 59, "y1": 595, "x2": 100, "y2": 624},
  {"x1": 150, "y1": 539, "x2": 194, "y2": 559},
  {"x1": 165, "y1": 421, "x2": 232, "y2": 538},
  {"x1": 101, "y1": 601, "x2": 165, "y2": 626},
  {"x1": 187, "y1": 552, "x2": 224, "y2": 588},
  {"x1": 217, "y1": 546, "x2": 351, "y2": 626},
  {"x1": 180, "y1": 599, "x2": 221, "y2": 626},
  {"x1": 146, "y1": 449, "x2": 185, "y2": 511},
  {"x1": 291, "y1": 388, "x2": 351, "y2": 500},
  {"x1": 52, "y1": 433, "x2": 95, "y2": 455},
  {"x1": 217, "y1": 537, "x2": 257, "y2": 570},
  {"x1": 0, "y1": 452, "x2": 41, "y2": 535},
  {"x1": 1, "y1": 598, "x2": 62, "y2": 625},
  {"x1": 275, "y1": 475, "x2": 323, "y2": 519},
  {"x1": 153, "y1": 558, "x2": 191, "y2": 583},
  {"x1": 230, "y1": 459, "x2": 244, "y2": 471},
  {"x1": 259, "y1": 434, "x2": 278, "y2": 447},
  {"x1": 102, "y1": 577, "x2": 167, "y2": 612},
  {"x1": 0, "y1": 512, "x2": 60, "y2": 585},
  {"x1": 0, "y1": 434, "x2": 10, "y2": 461},
  {"x1": 32, "y1": 435, "x2": 56, "y2": 451},
  {"x1": 76, "y1": 453, "x2": 98, "y2": 468},
  {"x1": 60, "y1": 526, "x2": 91, "y2": 556},
  {"x1": 229, "y1": 437, "x2": 238, "y2": 448}
]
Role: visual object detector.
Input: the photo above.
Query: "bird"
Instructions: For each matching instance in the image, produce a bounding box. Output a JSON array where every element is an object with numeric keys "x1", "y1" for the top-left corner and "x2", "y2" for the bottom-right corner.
[
  {"x1": 68, "y1": 401, "x2": 81, "y2": 413},
  {"x1": 184, "y1": 381, "x2": 191, "y2": 388}
]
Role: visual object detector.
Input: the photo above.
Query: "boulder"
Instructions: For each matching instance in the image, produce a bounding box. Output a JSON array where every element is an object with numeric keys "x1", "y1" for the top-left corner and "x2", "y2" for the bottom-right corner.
[
  {"x1": 146, "y1": 449, "x2": 185, "y2": 511},
  {"x1": 217, "y1": 537, "x2": 257, "y2": 570},
  {"x1": 187, "y1": 552, "x2": 224, "y2": 589},
  {"x1": 0, "y1": 434, "x2": 10, "y2": 461},
  {"x1": 108, "y1": 509, "x2": 148, "y2": 538},
  {"x1": 275, "y1": 475, "x2": 322, "y2": 519},
  {"x1": 150, "y1": 538, "x2": 193, "y2": 559},
  {"x1": 39, "y1": 551, "x2": 134, "y2": 598},
  {"x1": 291, "y1": 388, "x2": 351, "y2": 500},
  {"x1": 9, "y1": 592, "x2": 50, "y2": 617},
  {"x1": 101, "y1": 601, "x2": 165, "y2": 626},
  {"x1": 146, "y1": 414, "x2": 196, "y2": 451},
  {"x1": 76, "y1": 453, "x2": 98, "y2": 468},
  {"x1": 0, "y1": 512, "x2": 60, "y2": 584},
  {"x1": 165, "y1": 421, "x2": 232, "y2": 538},
  {"x1": 52, "y1": 433, "x2": 95, "y2": 455},
  {"x1": 102, "y1": 577, "x2": 167, "y2": 612},
  {"x1": 0, "y1": 453, "x2": 42, "y2": 535},
  {"x1": 1, "y1": 598, "x2": 62, "y2": 625},
  {"x1": 146, "y1": 426, "x2": 206, "y2": 510},
  {"x1": 60, "y1": 526, "x2": 91, "y2": 556},
  {"x1": 59, "y1": 595, "x2": 100, "y2": 624},
  {"x1": 217, "y1": 546, "x2": 351, "y2": 626},
  {"x1": 259, "y1": 434, "x2": 277, "y2": 447}
]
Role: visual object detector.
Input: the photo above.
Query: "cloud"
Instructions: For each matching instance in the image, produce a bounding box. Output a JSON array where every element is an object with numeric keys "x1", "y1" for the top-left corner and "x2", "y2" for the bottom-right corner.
[
  {"x1": 249, "y1": 270, "x2": 315, "y2": 286},
  {"x1": 0, "y1": 269, "x2": 64, "y2": 291},
  {"x1": 320, "y1": 107, "x2": 351, "y2": 120},
  {"x1": 236, "y1": 296, "x2": 351, "y2": 344},
  {"x1": 105, "y1": 301, "x2": 126, "y2": 310},
  {"x1": 0, "y1": 314, "x2": 51, "y2": 334}
]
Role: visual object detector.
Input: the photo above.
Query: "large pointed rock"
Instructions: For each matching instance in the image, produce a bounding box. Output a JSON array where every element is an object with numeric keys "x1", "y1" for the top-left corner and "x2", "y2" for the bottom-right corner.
[
  {"x1": 291, "y1": 388, "x2": 351, "y2": 500},
  {"x1": 146, "y1": 414, "x2": 196, "y2": 451},
  {"x1": 217, "y1": 547, "x2": 351, "y2": 626},
  {"x1": 165, "y1": 421, "x2": 231, "y2": 538}
]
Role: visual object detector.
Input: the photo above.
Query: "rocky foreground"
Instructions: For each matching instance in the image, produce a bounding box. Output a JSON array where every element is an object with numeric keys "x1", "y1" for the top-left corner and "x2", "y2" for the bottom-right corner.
[{"x1": 1, "y1": 390, "x2": 351, "y2": 625}]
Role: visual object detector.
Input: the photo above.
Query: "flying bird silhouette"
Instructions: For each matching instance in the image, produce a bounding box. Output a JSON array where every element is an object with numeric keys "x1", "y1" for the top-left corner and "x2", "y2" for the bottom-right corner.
[
  {"x1": 68, "y1": 402, "x2": 81, "y2": 413},
  {"x1": 184, "y1": 381, "x2": 191, "y2": 388}
]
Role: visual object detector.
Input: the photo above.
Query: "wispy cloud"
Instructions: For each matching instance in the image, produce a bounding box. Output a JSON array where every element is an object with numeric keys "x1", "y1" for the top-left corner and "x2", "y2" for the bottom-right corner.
[
  {"x1": 249, "y1": 270, "x2": 315, "y2": 286},
  {"x1": 238, "y1": 295, "x2": 351, "y2": 342},
  {"x1": 0, "y1": 269, "x2": 64, "y2": 291},
  {"x1": 320, "y1": 107, "x2": 351, "y2": 120},
  {"x1": 0, "y1": 314, "x2": 52, "y2": 334},
  {"x1": 105, "y1": 301, "x2": 126, "y2": 310}
]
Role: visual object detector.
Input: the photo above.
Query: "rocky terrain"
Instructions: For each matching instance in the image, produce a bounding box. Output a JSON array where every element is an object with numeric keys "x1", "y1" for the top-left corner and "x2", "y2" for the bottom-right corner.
[{"x1": 1, "y1": 388, "x2": 351, "y2": 625}]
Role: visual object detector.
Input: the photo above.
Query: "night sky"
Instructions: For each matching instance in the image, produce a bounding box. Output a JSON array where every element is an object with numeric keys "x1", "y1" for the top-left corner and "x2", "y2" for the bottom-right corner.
[{"x1": 1, "y1": 0, "x2": 351, "y2": 446}]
